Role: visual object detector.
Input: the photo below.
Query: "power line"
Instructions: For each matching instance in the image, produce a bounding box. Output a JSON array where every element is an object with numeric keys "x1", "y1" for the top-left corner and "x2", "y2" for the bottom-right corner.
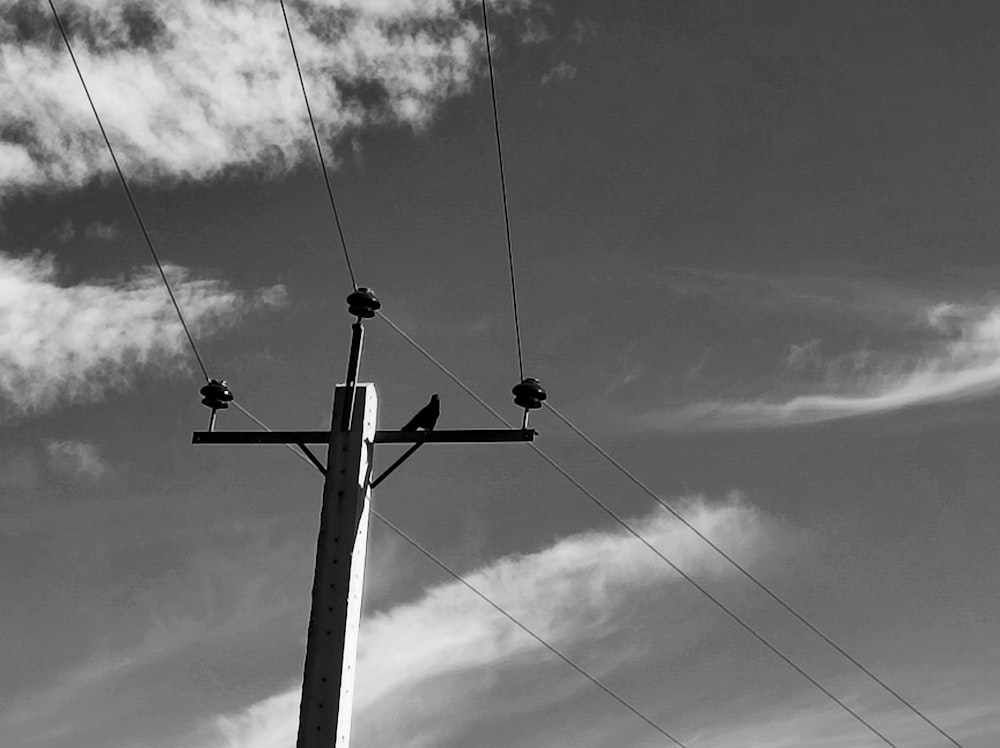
[
  {"x1": 479, "y1": 0, "x2": 525, "y2": 382},
  {"x1": 377, "y1": 311, "x2": 511, "y2": 425},
  {"x1": 277, "y1": 0, "x2": 358, "y2": 291},
  {"x1": 373, "y1": 510, "x2": 689, "y2": 748},
  {"x1": 524, "y1": 443, "x2": 898, "y2": 747},
  {"x1": 231, "y1": 400, "x2": 323, "y2": 473},
  {"x1": 47, "y1": 0, "x2": 211, "y2": 384},
  {"x1": 544, "y1": 401, "x2": 965, "y2": 748},
  {"x1": 377, "y1": 313, "x2": 902, "y2": 748}
]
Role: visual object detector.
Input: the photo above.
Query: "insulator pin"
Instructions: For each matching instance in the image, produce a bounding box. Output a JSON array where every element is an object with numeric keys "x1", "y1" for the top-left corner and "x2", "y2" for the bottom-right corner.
[
  {"x1": 200, "y1": 379, "x2": 234, "y2": 410},
  {"x1": 512, "y1": 377, "x2": 546, "y2": 410},
  {"x1": 347, "y1": 287, "x2": 381, "y2": 318}
]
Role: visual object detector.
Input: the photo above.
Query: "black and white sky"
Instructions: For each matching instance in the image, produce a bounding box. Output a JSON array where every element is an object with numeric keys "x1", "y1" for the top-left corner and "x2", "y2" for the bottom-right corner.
[{"x1": 1, "y1": 1, "x2": 998, "y2": 746}]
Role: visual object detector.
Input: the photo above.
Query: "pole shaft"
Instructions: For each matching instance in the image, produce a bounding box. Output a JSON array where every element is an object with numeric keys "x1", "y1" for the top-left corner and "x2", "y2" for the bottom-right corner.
[{"x1": 296, "y1": 383, "x2": 378, "y2": 748}]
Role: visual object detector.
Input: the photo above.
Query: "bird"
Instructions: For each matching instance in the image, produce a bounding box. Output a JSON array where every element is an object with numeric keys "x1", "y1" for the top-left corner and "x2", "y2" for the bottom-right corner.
[{"x1": 400, "y1": 394, "x2": 440, "y2": 432}]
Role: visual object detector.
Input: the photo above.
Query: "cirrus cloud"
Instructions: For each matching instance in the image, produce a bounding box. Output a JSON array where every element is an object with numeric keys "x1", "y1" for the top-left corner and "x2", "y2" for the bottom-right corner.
[
  {"x1": 648, "y1": 302, "x2": 1000, "y2": 431},
  {"x1": 209, "y1": 495, "x2": 795, "y2": 748},
  {"x1": 0, "y1": 251, "x2": 285, "y2": 416},
  {"x1": 45, "y1": 438, "x2": 108, "y2": 479},
  {"x1": 0, "y1": 0, "x2": 535, "y2": 195}
]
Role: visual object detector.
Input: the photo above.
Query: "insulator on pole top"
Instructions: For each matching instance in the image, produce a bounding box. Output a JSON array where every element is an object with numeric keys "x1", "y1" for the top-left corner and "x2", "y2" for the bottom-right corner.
[
  {"x1": 513, "y1": 377, "x2": 546, "y2": 428},
  {"x1": 200, "y1": 379, "x2": 234, "y2": 432},
  {"x1": 201, "y1": 379, "x2": 234, "y2": 410},
  {"x1": 347, "y1": 287, "x2": 381, "y2": 319}
]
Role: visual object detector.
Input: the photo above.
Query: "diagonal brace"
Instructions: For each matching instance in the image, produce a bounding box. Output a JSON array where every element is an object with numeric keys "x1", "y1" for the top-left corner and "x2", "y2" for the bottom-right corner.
[
  {"x1": 371, "y1": 442, "x2": 423, "y2": 489},
  {"x1": 296, "y1": 443, "x2": 327, "y2": 475}
]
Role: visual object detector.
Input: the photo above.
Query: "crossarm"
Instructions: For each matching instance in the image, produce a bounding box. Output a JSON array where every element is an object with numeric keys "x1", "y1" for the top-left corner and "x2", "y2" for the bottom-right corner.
[{"x1": 192, "y1": 429, "x2": 535, "y2": 445}]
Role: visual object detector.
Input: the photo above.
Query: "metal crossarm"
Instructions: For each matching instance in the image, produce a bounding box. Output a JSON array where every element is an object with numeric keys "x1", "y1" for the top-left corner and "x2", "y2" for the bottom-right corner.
[{"x1": 192, "y1": 428, "x2": 536, "y2": 445}]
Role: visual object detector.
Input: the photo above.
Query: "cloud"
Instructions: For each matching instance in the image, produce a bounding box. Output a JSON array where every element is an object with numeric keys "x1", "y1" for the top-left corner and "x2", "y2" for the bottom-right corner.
[
  {"x1": 685, "y1": 346, "x2": 712, "y2": 383},
  {"x1": 684, "y1": 671, "x2": 998, "y2": 748},
  {"x1": 0, "y1": 522, "x2": 309, "y2": 746},
  {"x1": 569, "y1": 17, "x2": 600, "y2": 45},
  {"x1": 785, "y1": 337, "x2": 822, "y2": 373},
  {"x1": 529, "y1": 677, "x2": 997, "y2": 748},
  {"x1": 214, "y1": 691, "x2": 299, "y2": 748},
  {"x1": 0, "y1": 0, "x2": 535, "y2": 195},
  {"x1": 540, "y1": 60, "x2": 576, "y2": 85},
  {"x1": 46, "y1": 439, "x2": 108, "y2": 479},
  {"x1": 49, "y1": 219, "x2": 76, "y2": 244},
  {"x1": 207, "y1": 495, "x2": 792, "y2": 748},
  {"x1": 211, "y1": 659, "x2": 997, "y2": 748},
  {"x1": 82, "y1": 221, "x2": 120, "y2": 241},
  {"x1": 648, "y1": 303, "x2": 1000, "y2": 430},
  {"x1": 45, "y1": 219, "x2": 120, "y2": 243},
  {"x1": 654, "y1": 265, "x2": 946, "y2": 330},
  {"x1": 0, "y1": 251, "x2": 285, "y2": 416}
]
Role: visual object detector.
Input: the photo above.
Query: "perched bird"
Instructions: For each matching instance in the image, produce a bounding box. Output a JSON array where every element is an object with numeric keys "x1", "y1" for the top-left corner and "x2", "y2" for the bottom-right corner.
[{"x1": 401, "y1": 394, "x2": 440, "y2": 432}]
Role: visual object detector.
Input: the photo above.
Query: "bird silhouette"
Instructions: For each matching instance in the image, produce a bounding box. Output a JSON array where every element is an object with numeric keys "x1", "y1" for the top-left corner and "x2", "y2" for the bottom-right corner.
[{"x1": 400, "y1": 394, "x2": 440, "y2": 431}]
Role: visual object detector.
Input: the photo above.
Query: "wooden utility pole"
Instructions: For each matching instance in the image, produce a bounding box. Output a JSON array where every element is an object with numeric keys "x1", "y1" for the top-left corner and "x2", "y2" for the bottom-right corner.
[
  {"x1": 193, "y1": 289, "x2": 544, "y2": 746},
  {"x1": 297, "y1": 380, "x2": 376, "y2": 747}
]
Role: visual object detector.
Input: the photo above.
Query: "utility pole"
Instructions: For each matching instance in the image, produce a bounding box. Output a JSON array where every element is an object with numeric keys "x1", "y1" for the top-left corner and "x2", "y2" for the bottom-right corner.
[{"x1": 193, "y1": 289, "x2": 545, "y2": 747}]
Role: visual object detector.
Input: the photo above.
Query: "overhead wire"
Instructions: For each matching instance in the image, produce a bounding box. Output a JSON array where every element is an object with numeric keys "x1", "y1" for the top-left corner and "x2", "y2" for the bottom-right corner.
[
  {"x1": 376, "y1": 311, "x2": 902, "y2": 748},
  {"x1": 522, "y1": 445, "x2": 898, "y2": 747},
  {"x1": 277, "y1": 0, "x2": 358, "y2": 291},
  {"x1": 231, "y1": 400, "x2": 324, "y2": 473},
  {"x1": 47, "y1": 0, "x2": 211, "y2": 384},
  {"x1": 377, "y1": 311, "x2": 510, "y2": 424},
  {"x1": 479, "y1": 0, "x2": 525, "y2": 382},
  {"x1": 544, "y1": 401, "x2": 965, "y2": 748}
]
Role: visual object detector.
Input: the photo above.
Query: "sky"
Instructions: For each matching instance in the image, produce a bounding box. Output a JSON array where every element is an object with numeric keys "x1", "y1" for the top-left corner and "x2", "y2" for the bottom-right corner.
[{"x1": 1, "y1": 1, "x2": 999, "y2": 747}]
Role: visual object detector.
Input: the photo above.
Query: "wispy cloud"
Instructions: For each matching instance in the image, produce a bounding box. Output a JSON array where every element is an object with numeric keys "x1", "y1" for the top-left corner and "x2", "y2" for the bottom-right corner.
[
  {"x1": 45, "y1": 219, "x2": 121, "y2": 243},
  {"x1": 45, "y1": 439, "x2": 108, "y2": 480},
  {"x1": 652, "y1": 265, "x2": 968, "y2": 332},
  {"x1": 684, "y1": 346, "x2": 712, "y2": 383},
  {"x1": 541, "y1": 60, "x2": 576, "y2": 85},
  {"x1": 0, "y1": 525, "x2": 305, "y2": 745},
  {"x1": 0, "y1": 251, "x2": 285, "y2": 416},
  {"x1": 684, "y1": 671, "x2": 998, "y2": 748},
  {"x1": 649, "y1": 302, "x2": 1000, "y2": 430},
  {"x1": 0, "y1": 0, "x2": 535, "y2": 195},
  {"x1": 785, "y1": 337, "x2": 822, "y2": 373},
  {"x1": 82, "y1": 221, "x2": 120, "y2": 242},
  {"x1": 216, "y1": 664, "x2": 998, "y2": 748},
  {"x1": 206, "y1": 495, "x2": 793, "y2": 748}
]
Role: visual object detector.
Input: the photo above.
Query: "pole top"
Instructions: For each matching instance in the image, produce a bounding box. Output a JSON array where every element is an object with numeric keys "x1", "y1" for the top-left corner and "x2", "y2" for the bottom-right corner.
[
  {"x1": 200, "y1": 379, "x2": 234, "y2": 410},
  {"x1": 513, "y1": 377, "x2": 546, "y2": 410},
  {"x1": 347, "y1": 287, "x2": 381, "y2": 319}
]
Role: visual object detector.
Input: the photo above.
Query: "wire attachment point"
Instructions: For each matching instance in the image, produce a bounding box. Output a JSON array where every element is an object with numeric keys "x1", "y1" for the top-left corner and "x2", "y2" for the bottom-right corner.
[
  {"x1": 512, "y1": 377, "x2": 546, "y2": 428},
  {"x1": 200, "y1": 379, "x2": 234, "y2": 432},
  {"x1": 347, "y1": 287, "x2": 381, "y2": 319}
]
